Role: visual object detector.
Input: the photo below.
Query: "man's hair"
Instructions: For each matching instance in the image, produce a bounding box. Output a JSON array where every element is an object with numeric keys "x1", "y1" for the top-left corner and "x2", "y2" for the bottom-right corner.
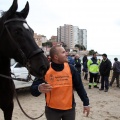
[
  {"x1": 114, "y1": 58, "x2": 118, "y2": 61},
  {"x1": 102, "y1": 53, "x2": 107, "y2": 57},
  {"x1": 93, "y1": 52, "x2": 96, "y2": 56},
  {"x1": 50, "y1": 45, "x2": 61, "y2": 58}
]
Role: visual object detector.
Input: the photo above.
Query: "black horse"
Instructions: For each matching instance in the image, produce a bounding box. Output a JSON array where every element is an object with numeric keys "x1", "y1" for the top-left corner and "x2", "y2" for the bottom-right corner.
[{"x1": 0, "y1": 0, "x2": 49, "y2": 119}]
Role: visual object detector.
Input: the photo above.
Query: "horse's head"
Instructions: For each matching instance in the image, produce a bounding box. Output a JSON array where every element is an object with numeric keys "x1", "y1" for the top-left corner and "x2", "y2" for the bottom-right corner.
[{"x1": 0, "y1": 0, "x2": 49, "y2": 78}]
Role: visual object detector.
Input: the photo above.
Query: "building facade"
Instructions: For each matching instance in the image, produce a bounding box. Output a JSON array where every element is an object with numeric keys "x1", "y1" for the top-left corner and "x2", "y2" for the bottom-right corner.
[
  {"x1": 49, "y1": 36, "x2": 57, "y2": 42},
  {"x1": 57, "y1": 24, "x2": 87, "y2": 49},
  {"x1": 34, "y1": 33, "x2": 48, "y2": 47}
]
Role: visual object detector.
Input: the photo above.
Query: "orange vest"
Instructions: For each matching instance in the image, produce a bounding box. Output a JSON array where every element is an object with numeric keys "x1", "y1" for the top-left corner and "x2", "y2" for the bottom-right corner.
[{"x1": 45, "y1": 63, "x2": 73, "y2": 110}]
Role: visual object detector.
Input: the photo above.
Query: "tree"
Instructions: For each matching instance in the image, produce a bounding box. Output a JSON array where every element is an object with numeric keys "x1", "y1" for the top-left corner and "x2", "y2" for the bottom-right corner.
[
  {"x1": 42, "y1": 42, "x2": 52, "y2": 47},
  {"x1": 89, "y1": 49, "x2": 97, "y2": 55},
  {"x1": 75, "y1": 44, "x2": 86, "y2": 50},
  {"x1": 75, "y1": 44, "x2": 81, "y2": 50},
  {"x1": 81, "y1": 45, "x2": 86, "y2": 50},
  {"x1": 60, "y1": 42, "x2": 67, "y2": 49}
]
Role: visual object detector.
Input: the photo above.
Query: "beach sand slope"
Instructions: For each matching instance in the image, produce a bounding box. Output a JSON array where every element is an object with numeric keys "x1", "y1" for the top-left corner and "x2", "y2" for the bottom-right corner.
[{"x1": 0, "y1": 80, "x2": 120, "y2": 120}]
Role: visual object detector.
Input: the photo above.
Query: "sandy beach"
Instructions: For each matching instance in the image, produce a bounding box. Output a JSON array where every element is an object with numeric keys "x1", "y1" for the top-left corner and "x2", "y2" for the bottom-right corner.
[{"x1": 0, "y1": 76, "x2": 120, "y2": 120}]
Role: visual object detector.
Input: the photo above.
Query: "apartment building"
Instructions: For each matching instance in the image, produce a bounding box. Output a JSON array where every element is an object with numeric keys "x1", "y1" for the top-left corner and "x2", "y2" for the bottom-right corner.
[
  {"x1": 78, "y1": 29, "x2": 87, "y2": 49},
  {"x1": 57, "y1": 24, "x2": 87, "y2": 49},
  {"x1": 49, "y1": 36, "x2": 57, "y2": 42},
  {"x1": 34, "y1": 33, "x2": 47, "y2": 47}
]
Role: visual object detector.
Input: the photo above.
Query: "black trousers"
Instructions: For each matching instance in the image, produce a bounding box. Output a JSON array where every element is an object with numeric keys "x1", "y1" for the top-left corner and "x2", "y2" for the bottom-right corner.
[
  {"x1": 89, "y1": 72, "x2": 98, "y2": 84},
  {"x1": 101, "y1": 76, "x2": 109, "y2": 90},
  {"x1": 45, "y1": 106, "x2": 75, "y2": 120}
]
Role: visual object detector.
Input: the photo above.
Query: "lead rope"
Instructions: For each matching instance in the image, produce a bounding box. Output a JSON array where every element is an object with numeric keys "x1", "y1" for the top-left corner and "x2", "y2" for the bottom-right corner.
[
  {"x1": 14, "y1": 88, "x2": 45, "y2": 120},
  {"x1": 13, "y1": 72, "x2": 45, "y2": 120},
  {"x1": 0, "y1": 73, "x2": 45, "y2": 120},
  {"x1": 14, "y1": 70, "x2": 45, "y2": 120}
]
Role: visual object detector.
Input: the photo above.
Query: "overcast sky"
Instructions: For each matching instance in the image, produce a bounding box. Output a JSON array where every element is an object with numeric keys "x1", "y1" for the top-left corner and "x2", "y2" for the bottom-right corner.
[{"x1": 1, "y1": 0, "x2": 120, "y2": 55}]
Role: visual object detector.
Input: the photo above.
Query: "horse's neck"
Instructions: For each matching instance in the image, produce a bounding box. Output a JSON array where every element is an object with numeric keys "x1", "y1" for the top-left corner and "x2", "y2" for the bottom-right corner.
[{"x1": 0, "y1": 54, "x2": 11, "y2": 75}]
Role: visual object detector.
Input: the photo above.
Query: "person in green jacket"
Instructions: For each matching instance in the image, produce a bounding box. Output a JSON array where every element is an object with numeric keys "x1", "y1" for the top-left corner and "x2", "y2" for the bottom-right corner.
[{"x1": 87, "y1": 53, "x2": 100, "y2": 89}]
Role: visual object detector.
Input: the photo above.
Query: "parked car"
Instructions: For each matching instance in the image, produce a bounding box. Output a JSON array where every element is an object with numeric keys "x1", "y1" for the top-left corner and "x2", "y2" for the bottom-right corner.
[{"x1": 10, "y1": 59, "x2": 34, "y2": 89}]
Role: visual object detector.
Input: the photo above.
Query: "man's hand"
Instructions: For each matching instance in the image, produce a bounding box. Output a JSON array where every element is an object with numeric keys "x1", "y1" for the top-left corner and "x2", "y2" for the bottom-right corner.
[
  {"x1": 38, "y1": 83, "x2": 52, "y2": 93},
  {"x1": 83, "y1": 106, "x2": 90, "y2": 117}
]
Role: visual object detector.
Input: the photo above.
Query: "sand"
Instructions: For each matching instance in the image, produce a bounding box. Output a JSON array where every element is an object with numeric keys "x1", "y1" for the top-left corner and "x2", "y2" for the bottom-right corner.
[{"x1": 0, "y1": 76, "x2": 120, "y2": 120}]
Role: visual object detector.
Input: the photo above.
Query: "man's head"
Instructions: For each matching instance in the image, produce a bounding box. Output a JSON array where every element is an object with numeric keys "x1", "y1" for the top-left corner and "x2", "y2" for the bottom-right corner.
[
  {"x1": 47, "y1": 55, "x2": 51, "y2": 62},
  {"x1": 75, "y1": 54, "x2": 80, "y2": 59},
  {"x1": 114, "y1": 58, "x2": 118, "y2": 61},
  {"x1": 50, "y1": 45, "x2": 68, "y2": 64},
  {"x1": 102, "y1": 53, "x2": 107, "y2": 60},
  {"x1": 93, "y1": 52, "x2": 97, "y2": 58}
]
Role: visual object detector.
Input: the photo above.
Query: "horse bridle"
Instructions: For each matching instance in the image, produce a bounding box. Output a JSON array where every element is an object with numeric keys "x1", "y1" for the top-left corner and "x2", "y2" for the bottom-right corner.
[
  {"x1": 0, "y1": 18, "x2": 44, "y2": 81},
  {"x1": 0, "y1": 18, "x2": 45, "y2": 119},
  {"x1": 4, "y1": 18, "x2": 44, "y2": 71}
]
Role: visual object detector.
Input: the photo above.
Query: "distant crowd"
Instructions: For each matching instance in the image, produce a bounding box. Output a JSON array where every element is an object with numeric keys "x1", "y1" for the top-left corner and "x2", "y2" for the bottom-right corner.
[{"x1": 65, "y1": 52, "x2": 120, "y2": 92}]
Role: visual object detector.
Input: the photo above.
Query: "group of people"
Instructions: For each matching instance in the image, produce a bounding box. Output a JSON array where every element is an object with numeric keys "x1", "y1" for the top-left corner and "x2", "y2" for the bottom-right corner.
[
  {"x1": 60, "y1": 51, "x2": 120, "y2": 93},
  {"x1": 87, "y1": 53, "x2": 120, "y2": 92},
  {"x1": 67, "y1": 53, "x2": 82, "y2": 75},
  {"x1": 87, "y1": 53, "x2": 112, "y2": 92},
  {"x1": 67, "y1": 53, "x2": 88, "y2": 78},
  {"x1": 30, "y1": 45, "x2": 120, "y2": 120}
]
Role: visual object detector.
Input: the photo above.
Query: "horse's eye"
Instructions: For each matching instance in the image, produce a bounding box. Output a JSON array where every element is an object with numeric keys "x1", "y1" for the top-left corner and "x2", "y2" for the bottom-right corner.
[
  {"x1": 14, "y1": 30, "x2": 19, "y2": 34},
  {"x1": 14, "y1": 28, "x2": 23, "y2": 34}
]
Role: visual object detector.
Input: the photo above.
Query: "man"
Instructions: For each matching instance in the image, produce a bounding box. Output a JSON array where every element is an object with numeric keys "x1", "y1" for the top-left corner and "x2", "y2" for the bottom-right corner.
[
  {"x1": 83, "y1": 59, "x2": 88, "y2": 80},
  {"x1": 47, "y1": 55, "x2": 51, "y2": 63},
  {"x1": 109, "y1": 58, "x2": 120, "y2": 87},
  {"x1": 87, "y1": 53, "x2": 100, "y2": 89},
  {"x1": 67, "y1": 53, "x2": 75, "y2": 65},
  {"x1": 30, "y1": 45, "x2": 90, "y2": 120},
  {"x1": 74, "y1": 54, "x2": 81, "y2": 74},
  {"x1": 83, "y1": 54, "x2": 87, "y2": 65},
  {"x1": 99, "y1": 54, "x2": 112, "y2": 92},
  {"x1": 82, "y1": 55, "x2": 88, "y2": 80}
]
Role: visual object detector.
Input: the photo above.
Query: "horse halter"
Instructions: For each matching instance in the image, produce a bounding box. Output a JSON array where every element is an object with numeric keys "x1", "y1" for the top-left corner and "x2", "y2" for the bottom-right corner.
[
  {"x1": 0, "y1": 18, "x2": 45, "y2": 119},
  {"x1": 2, "y1": 18, "x2": 44, "y2": 71}
]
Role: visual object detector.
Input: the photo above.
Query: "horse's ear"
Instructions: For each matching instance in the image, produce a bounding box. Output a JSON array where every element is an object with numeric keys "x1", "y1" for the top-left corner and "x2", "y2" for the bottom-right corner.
[
  {"x1": 20, "y1": 1, "x2": 29, "y2": 19},
  {"x1": 5, "y1": 0, "x2": 18, "y2": 18}
]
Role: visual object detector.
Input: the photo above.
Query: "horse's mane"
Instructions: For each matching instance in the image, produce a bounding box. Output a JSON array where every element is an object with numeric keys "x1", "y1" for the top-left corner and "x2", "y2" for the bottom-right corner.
[{"x1": 0, "y1": 10, "x2": 23, "y2": 19}]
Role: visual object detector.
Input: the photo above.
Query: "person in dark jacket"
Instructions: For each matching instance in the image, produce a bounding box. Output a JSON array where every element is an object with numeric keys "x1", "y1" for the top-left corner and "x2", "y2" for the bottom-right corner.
[
  {"x1": 83, "y1": 55, "x2": 88, "y2": 64},
  {"x1": 109, "y1": 58, "x2": 120, "y2": 87},
  {"x1": 99, "y1": 54, "x2": 112, "y2": 92},
  {"x1": 66, "y1": 51, "x2": 75, "y2": 65},
  {"x1": 83, "y1": 58, "x2": 88, "y2": 80},
  {"x1": 67, "y1": 55, "x2": 75, "y2": 65},
  {"x1": 74, "y1": 54, "x2": 81, "y2": 74},
  {"x1": 30, "y1": 45, "x2": 90, "y2": 120}
]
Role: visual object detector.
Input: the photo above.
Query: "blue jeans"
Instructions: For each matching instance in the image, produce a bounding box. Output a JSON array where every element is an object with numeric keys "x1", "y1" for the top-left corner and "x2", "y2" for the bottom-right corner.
[{"x1": 101, "y1": 76, "x2": 109, "y2": 90}]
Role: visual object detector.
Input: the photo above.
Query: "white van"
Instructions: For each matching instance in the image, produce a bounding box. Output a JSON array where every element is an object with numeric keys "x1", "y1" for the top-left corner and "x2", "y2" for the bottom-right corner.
[{"x1": 11, "y1": 59, "x2": 34, "y2": 89}]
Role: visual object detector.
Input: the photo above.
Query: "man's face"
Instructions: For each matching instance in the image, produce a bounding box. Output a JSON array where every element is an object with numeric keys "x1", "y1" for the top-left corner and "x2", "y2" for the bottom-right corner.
[
  {"x1": 102, "y1": 56, "x2": 106, "y2": 60},
  {"x1": 56, "y1": 47, "x2": 68, "y2": 63},
  {"x1": 93, "y1": 54, "x2": 96, "y2": 58},
  {"x1": 47, "y1": 56, "x2": 51, "y2": 62}
]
